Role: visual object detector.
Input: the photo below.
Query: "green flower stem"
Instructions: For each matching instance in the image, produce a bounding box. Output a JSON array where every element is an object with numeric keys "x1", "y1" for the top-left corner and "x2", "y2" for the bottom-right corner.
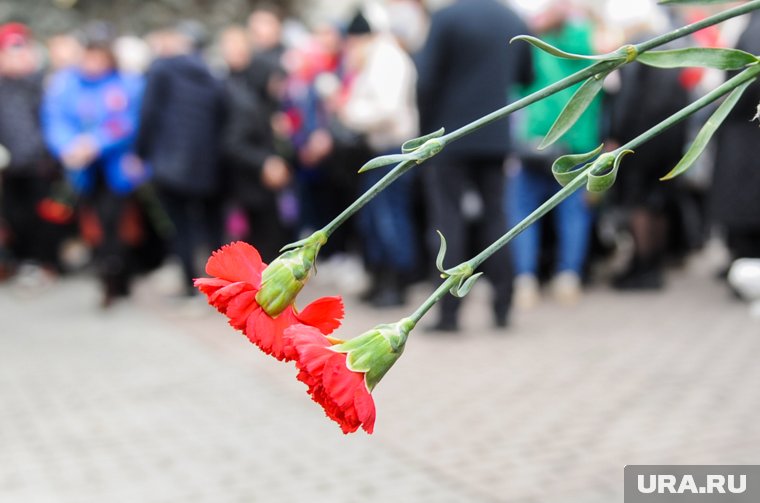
[
  {"x1": 636, "y1": 0, "x2": 760, "y2": 55},
  {"x1": 317, "y1": 1, "x2": 760, "y2": 240},
  {"x1": 407, "y1": 64, "x2": 760, "y2": 326},
  {"x1": 438, "y1": 59, "x2": 621, "y2": 146},
  {"x1": 617, "y1": 63, "x2": 760, "y2": 154},
  {"x1": 468, "y1": 65, "x2": 760, "y2": 272},
  {"x1": 409, "y1": 275, "x2": 458, "y2": 325},
  {"x1": 321, "y1": 160, "x2": 416, "y2": 237}
]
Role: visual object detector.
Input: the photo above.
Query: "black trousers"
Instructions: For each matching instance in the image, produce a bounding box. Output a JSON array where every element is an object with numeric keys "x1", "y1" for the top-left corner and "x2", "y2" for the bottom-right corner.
[
  {"x1": 1, "y1": 173, "x2": 62, "y2": 268},
  {"x1": 727, "y1": 227, "x2": 760, "y2": 260},
  {"x1": 423, "y1": 156, "x2": 513, "y2": 322},
  {"x1": 243, "y1": 202, "x2": 289, "y2": 264},
  {"x1": 158, "y1": 186, "x2": 223, "y2": 293}
]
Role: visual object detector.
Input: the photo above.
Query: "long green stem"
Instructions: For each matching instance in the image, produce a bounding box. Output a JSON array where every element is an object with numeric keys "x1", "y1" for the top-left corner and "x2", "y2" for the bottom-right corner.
[
  {"x1": 316, "y1": 0, "x2": 760, "y2": 240},
  {"x1": 321, "y1": 160, "x2": 415, "y2": 236},
  {"x1": 637, "y1": 0, "x2": 760, "y2": 54},
  {"x1": 409, "y1": 276, "x2": 457, "y2": 325},
  {"x1": 407, "y1": 64, "x2": 760, "y2": 324}
]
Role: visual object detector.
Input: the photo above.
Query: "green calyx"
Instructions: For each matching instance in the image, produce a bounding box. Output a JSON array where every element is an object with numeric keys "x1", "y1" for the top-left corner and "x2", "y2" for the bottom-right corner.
[
  {"x1": 255, "y1": 231, "x2": 327, "y2": 317},
  {"x1": 332, "y1": 318, "x2": 415, "y2": 391}
]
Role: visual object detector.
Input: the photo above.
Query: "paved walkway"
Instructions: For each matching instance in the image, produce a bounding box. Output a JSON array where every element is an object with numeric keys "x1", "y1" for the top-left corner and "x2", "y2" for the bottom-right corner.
[{"x1": 1, "y1": 258, "x2": 758, "y2": 503}]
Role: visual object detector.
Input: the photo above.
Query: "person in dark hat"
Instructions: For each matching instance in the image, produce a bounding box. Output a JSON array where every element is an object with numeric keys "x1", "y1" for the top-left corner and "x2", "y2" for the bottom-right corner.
[{"x1": 338, "y1": 8, "x2": 421, "y2": 307}]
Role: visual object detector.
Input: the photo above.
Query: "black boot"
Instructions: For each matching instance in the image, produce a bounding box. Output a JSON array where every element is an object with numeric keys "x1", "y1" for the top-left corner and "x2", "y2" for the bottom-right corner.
[
  {"x1": 613, "y1": 257, "x2": 664, "y2": 290},
  {"x1": 425, "y1": 295, "x2": 460, "y2": 333},
  {"x1": 371, "y1": 269, "x2": 406, "y2": 308}
]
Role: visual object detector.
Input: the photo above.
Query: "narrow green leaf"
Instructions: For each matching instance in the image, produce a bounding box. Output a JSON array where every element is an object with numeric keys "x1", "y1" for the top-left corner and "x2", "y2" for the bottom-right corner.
[
  {"x1": 511, "y1": 35, "x2": 619, "y2": 61},
  {"x1": 540, "y1": 73, "x2": 608, "y2": 150},
  {"x1": 587, "y1": 150, "x2": 633, "y2": 192},
  {"x1": 402, "y1": 128, "x2": 445, "y2": 153},
  {"x1": 638, "y1": 48, "x2": 758, "y2": 71},
  {"x1": 358, "y1": 154, "x2": 412, "y2": 173},
  {"x1": 661, "y1": 80, "x2": 753, "y2": 181},
  {"x1": 435, "y1": 230, "x2": 448, "y2": 274},
  {"x1": 551, "y1": 144, "x2": 604, "y2": 187}
]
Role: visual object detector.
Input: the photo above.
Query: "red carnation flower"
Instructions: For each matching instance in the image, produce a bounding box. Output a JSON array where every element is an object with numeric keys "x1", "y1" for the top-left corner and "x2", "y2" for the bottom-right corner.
[
  {"x1": 194, "y1": 241, "x2": 343, "y2": 360},
  {"x1": 284, "y1": 325, "x2": 376, "y2": 434},
  {"x1": 284, "y1": 318, "x2": 414, "y2": 434}
]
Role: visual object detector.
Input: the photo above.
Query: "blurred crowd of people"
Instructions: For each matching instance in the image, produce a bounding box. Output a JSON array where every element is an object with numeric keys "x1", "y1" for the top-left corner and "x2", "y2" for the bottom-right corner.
[{"x1": 0, "y1": 0, "x2": 758, "y2": 329}]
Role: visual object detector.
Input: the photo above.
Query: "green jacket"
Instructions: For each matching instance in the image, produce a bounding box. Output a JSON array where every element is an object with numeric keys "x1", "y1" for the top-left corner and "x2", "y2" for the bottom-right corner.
[{"x1": 517, "y1": 21, "x2": 601, "y2": 153}]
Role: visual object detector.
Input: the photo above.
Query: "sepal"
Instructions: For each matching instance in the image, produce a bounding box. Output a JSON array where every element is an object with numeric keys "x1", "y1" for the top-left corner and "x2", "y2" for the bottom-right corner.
[
  {"x1": 358, "y1": 129, "x2": 446, "y2": 173},
  {"x1": 331, "y1": 318, "x2": 415, "y2": 391},
  {"x1": 255, "y1": 231, "x2": 327, "y2": 316}
]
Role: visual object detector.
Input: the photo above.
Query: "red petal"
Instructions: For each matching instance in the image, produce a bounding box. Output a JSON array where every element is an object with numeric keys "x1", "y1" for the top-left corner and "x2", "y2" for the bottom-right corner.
[
  {"x1": 322, "y1": 355, "x2": 362, "y2": 408},
  {"x1": 205, "y1": 241, "x2": 265, "y2": 287},
  {"x1": 296, "y1": 296, "x2": 344, "y2": 335},
  {"x1": 283, "y1": 325, "x2": 334, "y2": 368},
  {"x1": 194, "y1": 277, "x2": 230, "y2": 300},
  {"x1": 225, "y1": 289, "x2": 259, "y2": 330},
  {"x1": 354, "y1": 387, "x2": 376, "y2": 434},
  {"x1": 286, "y1": 325, "x2": 375, "y2": 434},
  {"x1": 209, "y1": 282, "x2": 253, "y2": 313},
  {"x1": 247, "y1": 307, "x2": 299, "y2": 361}
]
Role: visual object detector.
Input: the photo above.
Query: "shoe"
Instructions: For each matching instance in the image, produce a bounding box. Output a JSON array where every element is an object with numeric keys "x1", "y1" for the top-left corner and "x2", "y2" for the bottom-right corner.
[
  {"x1": 551, "y1": 271, "x2": 582, "y2": 305},
  {"x1": 493, "y1": 299, "x2": 510, "y2": 328},
  {"x1": 425, "y1": 318, "x2": 459, "y2": 333},
  {"x1": 612, "y1": 268, "x2": 664, "y2": 290},
  {"x1": 513, "y1": 274, "x2": 540, "y2": 309},
  {"x1": 370, "y1": 269, "x2": 407, "y2": 308},
  {"x1": 370, "y1": 285, "x2": 405, "y2": 308}
]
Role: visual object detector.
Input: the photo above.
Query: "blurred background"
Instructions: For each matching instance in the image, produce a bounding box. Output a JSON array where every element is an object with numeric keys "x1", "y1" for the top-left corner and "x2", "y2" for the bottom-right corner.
[{"x1": 1, "y1": 0, "x2": 759, "y2": 502}]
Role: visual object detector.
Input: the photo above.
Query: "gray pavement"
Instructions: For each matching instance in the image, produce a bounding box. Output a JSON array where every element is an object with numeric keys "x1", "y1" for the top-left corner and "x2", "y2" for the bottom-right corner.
[{"x1": 1, "y1": 257, "x2": 759, "y2": 503}]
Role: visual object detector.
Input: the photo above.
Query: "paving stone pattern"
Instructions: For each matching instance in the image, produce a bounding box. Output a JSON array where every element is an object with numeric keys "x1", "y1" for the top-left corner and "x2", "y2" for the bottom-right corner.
[{"x1": 1, "y1": 263, "x2": 758, "y2": 503}]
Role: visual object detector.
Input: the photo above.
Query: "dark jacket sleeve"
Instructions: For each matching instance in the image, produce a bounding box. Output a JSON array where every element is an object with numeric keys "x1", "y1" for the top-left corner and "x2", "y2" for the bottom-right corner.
[
  {"x1": 513, "y1": 18, "x2": 534, "y2": 88},
  {"x1": 415, "y1": 10, "x2": 449, "y2": 135},
  {"x1": 222, "y1": 83, "x2": 272, "y2": 176},
  {"x1": 135, "y1": 62, "x2": 169, "y2": 160}
]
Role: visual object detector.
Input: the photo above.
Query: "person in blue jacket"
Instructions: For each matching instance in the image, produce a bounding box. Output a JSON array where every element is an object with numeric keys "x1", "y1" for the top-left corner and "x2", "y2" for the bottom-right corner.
[{"x1": 42, "y1": 23, "x2": 149, "y2": 306}]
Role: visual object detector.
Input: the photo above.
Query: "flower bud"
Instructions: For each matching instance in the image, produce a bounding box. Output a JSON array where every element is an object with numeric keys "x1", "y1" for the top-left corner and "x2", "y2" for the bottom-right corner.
[
  {"x1": 332, "y1": 318, "x2": 415, "y2": 391},
  {"x1": 255, "y1": 232, "x2": 326, "y2": 316}
]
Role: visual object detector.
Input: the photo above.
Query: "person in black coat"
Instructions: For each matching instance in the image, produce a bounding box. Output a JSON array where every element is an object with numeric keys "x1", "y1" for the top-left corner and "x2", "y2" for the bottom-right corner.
[
  {"x1": 416, "y1": 0, "x2": 533, "y2": 331},
  {"x1": 219, "y1": 25, "x2": 291, "y2": 263},
  {"x1": 0, "y1": 23, "x2": 62, "y2": 276},
  {"x1": 136, "y1": 22, "x2": 225, "y2": 296},
  {"x1": 608, "y1": 36, "x2": 690, "y2": 290},
  {"x1": 711, "y1": 10, "x2": 760, "y2": 261}
]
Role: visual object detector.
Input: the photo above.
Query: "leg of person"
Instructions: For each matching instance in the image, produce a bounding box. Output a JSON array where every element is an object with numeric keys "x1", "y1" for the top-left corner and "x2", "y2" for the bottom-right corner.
[
  {"x1": 94, "y1": 188, "x2": 131, "y2": 306},
  {"x1": 367, "y1": 168, "x2": 419, "y2": 307},
  {"x1": 507, "y1": 166, "x2": 545, "y2": 309},
  {"x1": 2, "y1": 175, "x2": 37, "y2": 263},
  {"x1": 356, "y1": 169, "x2": 385, "y2": 302},
  {"x1": 553, "y1": 187, "x2": 592, "y2": 304},
  {"x1": 727, "y1": 227, "x2": 760, "y2": 260},
  {"x1": 157, "y1": 186, "x2": 197, "y2": 296},
  {"x1": 613, "y1": 207, "x2": 666, "y2": 290},
  {"x1": 244, "y1": 201, "x2": 288, "y2": 264},
  {"x1": 474, "y1": 157, "x2": 512, "y2": 328},
  {"x1": 423, "y1": 159, "x2": 467, "y2": 331},
  {"x1": 201, "y1": 192, "x2": 225, "y2": 252}
]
